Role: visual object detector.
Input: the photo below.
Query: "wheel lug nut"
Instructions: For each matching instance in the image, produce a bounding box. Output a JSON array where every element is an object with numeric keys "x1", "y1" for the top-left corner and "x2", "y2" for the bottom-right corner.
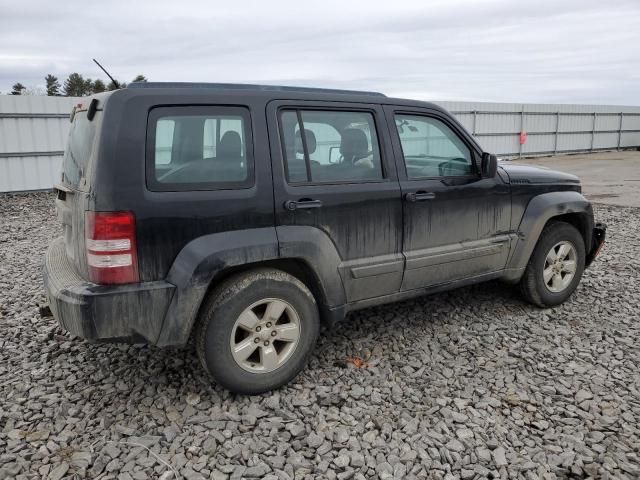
[
  {"x1": 271, "y1": 331, "x2": 277, "y2": 337},
  {"x1": 254, "y1": 338, "x2": 260, "y2": 343},
  {"x1": 256, "y1": 326, "x2": 261, "y2": 332},
  {"x1": 264, "y1": 341, "x2": 269, "y2": 346},
  {"x1": 266, "y1": 322, "x2": 272, "y2": 328}
]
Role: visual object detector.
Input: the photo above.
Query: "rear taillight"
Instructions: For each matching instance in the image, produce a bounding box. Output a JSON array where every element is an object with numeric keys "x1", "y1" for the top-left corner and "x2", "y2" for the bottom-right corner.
[{"x1": 85, "y1": 211, "x2": 139, "y2": 284}]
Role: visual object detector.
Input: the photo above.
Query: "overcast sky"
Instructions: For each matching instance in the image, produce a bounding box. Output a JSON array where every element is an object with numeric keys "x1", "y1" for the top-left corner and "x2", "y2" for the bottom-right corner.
[{"x1": 1, "y1": 0, "x2": 639, "y2": 104}]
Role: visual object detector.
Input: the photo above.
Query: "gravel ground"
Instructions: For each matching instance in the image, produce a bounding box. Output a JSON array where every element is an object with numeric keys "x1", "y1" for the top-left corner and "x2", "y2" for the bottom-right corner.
[{"x1": 1, "y1": 192, "x2": 639, "y2": 480}]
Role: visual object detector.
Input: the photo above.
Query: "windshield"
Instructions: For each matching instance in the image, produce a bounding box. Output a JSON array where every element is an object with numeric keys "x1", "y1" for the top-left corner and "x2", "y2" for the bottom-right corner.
[{"x1": 61, "y1": 110, "x2": 99, "y2": 188}]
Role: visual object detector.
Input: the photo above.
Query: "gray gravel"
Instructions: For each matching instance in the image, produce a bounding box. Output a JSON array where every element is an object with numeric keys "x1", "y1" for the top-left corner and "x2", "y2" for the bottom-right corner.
[{"x1": 1, "y1": 192, "x2": 639, "y2": 480}]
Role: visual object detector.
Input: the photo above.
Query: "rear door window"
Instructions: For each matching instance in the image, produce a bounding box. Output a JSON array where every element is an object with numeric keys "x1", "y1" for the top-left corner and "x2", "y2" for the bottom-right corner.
[
  {"x1": 147, "y1": 106, "x2": 253, "y2": 191},
  {"x1": 279, "y1": 109, "x2": 384, "y2": 183}
]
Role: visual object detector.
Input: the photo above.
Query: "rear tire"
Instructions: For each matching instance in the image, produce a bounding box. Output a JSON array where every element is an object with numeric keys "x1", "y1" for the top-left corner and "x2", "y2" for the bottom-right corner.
[
  {"x1": 196, "y1": 269, "x2": 319, "y2": 394},
  {"x1": 519, "y1": 221, "x2": 586, "y2": 307}
]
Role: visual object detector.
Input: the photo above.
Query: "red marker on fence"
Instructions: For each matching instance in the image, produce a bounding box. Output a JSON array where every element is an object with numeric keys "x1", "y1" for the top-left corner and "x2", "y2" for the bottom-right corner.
[{"x1": 519, "y1": 130, "x2": 528, "y2": 145}]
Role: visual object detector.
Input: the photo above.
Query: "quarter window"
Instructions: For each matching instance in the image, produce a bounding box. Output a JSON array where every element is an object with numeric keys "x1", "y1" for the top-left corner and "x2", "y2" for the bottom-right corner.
[
  {"x1": 280, "y1": 110, "x2": 384, "y2": 183},
  {"x1": 148, "y1": 106, "x2": 252, "y2": 190},
  {"x1": 395, "y1": 115, "x2": 473, "y2": 178},
  {"x1": 155, "y1": 119, "x2": 175, "y2": 165}
]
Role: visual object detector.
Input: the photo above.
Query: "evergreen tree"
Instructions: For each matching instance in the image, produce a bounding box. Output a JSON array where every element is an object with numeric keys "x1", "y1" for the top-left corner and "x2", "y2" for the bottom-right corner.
[
  {"x1": 11, "y1": 83, "x2": 26, "y2": 95},
  {"x1": 64, "y1": 73, "x2": 102, "y2": 97},
  {"x1": 106, "y1": 80, "x2": 126, "y2": 91},
  {"x1": 92, "y1": 79, "x2": 106, "y2": 93},
  {"x1": 45, "y1": 74, "x2": 61, "y2": 96},
  {"x1": 132, "y1": 74, "x2": 147, "y2": 83},
  {"x1": 84, "y1": 78, "x2": 94, "y2": 94},
  {"x1": 63, "y1": 73, "x2": 91, "y2": 96}
]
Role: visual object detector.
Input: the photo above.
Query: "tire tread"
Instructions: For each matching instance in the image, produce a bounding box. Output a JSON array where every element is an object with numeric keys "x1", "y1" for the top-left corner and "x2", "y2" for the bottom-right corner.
[
  {"x1": 519, "y1": 221, "x2": 585, "y2": 308},
  {"x1": 195, "y1": 268, "x2": 318, "y2": 394}
]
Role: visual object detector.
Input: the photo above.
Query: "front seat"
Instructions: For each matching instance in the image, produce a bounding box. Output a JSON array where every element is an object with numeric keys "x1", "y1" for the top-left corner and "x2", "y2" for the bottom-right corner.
[
  {"x1": 287, "y1": 129, "x2": 317, "y2": 181},
  {"x1": 295, "y1": 128, "x2": 317, "y2": 157},
  {"x1": 218, "y1": 131, "x2": 242, "y2": 159},
  {"x1": 340, "y1": 128, "x2": 369, "y2": 164}
]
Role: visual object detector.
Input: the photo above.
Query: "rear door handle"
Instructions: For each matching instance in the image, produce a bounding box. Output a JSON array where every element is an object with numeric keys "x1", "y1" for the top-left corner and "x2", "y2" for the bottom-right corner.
[
  {"x1": 284, "y1": 199, "x2": 323, "y2": 211},
  {"x1": 404, "y1": 192, "x2": 435, "y2": 203}
]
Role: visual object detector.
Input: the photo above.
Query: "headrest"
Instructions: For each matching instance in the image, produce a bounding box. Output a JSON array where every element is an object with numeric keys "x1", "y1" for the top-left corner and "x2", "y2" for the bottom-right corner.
[
  {"x1": 295, "y1": 129, "x2": 316, "y2": 155},
  {"x1": 340, "y1": 128, "x2": 368, "y2": 161},
  {"x1": 219, "y1": 131, "x2": 242, "y2": 158}
]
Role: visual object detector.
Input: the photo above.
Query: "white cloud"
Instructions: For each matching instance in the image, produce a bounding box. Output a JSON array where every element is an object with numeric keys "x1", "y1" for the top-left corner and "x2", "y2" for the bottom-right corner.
[{"x1": 0, "y1": 0, "x2": 638, "y2": 104}]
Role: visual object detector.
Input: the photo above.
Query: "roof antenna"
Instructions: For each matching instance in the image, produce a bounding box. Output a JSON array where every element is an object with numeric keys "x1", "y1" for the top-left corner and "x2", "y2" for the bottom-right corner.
[{"x1": 93, "y1": 58, "x2": 120, "y2": 88}]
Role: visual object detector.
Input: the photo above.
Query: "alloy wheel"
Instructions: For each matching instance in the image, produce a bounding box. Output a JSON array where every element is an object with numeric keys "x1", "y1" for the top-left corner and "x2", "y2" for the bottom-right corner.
[
  {"x1": 543, "y1": 241, "x2": 578, "y2": 293},
  {"x1": 229, "y1": 298, "x2": 301, "y2": 373}
]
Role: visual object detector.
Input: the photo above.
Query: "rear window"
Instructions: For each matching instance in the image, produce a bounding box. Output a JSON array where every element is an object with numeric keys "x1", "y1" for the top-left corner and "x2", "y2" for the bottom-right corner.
[
  {"x1": 279, "y1": 109, "x2": 384, "y2": 184},
  {"x1": 147, "y1": 106, "x2": 253, "y2": 191},
  {"x1": 62, "y1": 111, "x2": 99, "y2": 188}
]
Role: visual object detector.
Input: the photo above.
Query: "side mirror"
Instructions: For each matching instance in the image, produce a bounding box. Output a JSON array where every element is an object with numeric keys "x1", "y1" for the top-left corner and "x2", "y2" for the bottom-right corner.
[{"x1": 481, "y1": 152, "x2": 498, "y2": 178}]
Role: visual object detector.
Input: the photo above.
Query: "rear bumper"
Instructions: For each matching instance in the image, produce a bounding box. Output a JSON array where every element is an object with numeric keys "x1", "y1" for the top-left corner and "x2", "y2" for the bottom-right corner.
[
  {"x1": 586, "y1": 223, "x2": 606, "y2": 267},
  {"x1": 43, "y1": 237, "x2": 175, "y2": 344}
]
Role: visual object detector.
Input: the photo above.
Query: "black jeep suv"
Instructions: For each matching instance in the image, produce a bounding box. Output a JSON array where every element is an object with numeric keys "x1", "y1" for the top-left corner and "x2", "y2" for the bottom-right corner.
[{"x1": 44, "y1": 83, "x2": 606, "y2": 394}]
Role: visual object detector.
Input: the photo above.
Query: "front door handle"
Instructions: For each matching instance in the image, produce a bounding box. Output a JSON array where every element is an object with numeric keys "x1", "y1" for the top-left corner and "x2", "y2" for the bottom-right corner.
[
  {"x1": 284, "y1": 199, "x2": 323, "y2": 211},
  {"x1": 404, "y1": 191, "x2": 435, "y2": 203}
]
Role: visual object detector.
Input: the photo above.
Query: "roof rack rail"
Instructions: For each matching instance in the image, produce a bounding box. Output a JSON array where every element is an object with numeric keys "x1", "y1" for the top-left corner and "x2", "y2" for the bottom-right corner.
[{"x1": 127, "y1": 82, "x2": 386, "y2": 97}]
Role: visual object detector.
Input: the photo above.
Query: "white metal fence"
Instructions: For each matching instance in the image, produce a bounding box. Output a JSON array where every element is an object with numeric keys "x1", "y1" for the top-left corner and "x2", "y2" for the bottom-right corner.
[
  {"x1": 436, "y1": 101, "x2": 640, "y2": 157},
  {"x1": 1, "y1": 95, "x2": 639, "y2": 193},
  {"x1": 0, "y1": 96, "x2": 79, "y2": 192}
]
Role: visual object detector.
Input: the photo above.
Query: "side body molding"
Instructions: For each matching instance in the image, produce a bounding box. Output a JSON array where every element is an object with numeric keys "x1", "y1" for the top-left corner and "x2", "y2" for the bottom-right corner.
[
  {"x1": 155, "y1": 227, "x2": 279, "y2": 346},
  {"x1": 503, "y1": 191, "x2": 594, "y2": 281}
]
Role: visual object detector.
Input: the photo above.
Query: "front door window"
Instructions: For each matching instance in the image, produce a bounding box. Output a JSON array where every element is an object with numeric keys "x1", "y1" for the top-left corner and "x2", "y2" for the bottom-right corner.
[{"x1": 395, "y1": 114, "x2": 473, "y2": 178}]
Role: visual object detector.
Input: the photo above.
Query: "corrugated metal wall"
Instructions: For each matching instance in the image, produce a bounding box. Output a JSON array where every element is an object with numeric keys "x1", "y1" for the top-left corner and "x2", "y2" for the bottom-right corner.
[
  {"x1": 1, "y1": 95, "x2": 639, "y2": 192},
  {"x1": 435, "y1": 101, "x2": 640, "y2": 157},
  {"x1": 0, "y1": 95, "x2": 80, "y2": 192}
]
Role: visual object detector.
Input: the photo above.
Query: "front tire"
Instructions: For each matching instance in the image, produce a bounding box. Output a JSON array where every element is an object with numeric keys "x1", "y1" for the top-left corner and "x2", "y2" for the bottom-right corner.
[
  {"x1": 519, "y1": 221, "x2": 586, "y2": 307},
  {"x1": 196, "y1": 269, "x2": 320, "y2": 394}
]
